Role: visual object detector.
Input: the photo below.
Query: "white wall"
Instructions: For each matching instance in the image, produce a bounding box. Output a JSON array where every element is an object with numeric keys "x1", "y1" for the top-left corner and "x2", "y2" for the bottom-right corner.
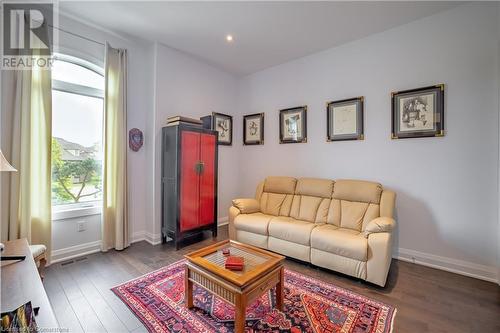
[
  {"x1": 51, "y1": 213, "x2": 102, "y2": 262},
  {"x1": 236, "y1": 3, "x2": 499, "y2": 282},
  {"x1": 146, "y1": 43, "x2": 240, "y2": 242},
  {"x1": 43, "y1": 13, "x2": 154, "y2": 256}
]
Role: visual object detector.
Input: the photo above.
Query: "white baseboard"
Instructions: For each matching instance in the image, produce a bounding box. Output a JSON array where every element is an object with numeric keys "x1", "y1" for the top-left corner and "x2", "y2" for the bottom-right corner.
[
  {"x1": 144, "y1": 231, "x2": 162, "y2": 245},
  {"x1": 51, "y1": 240, "x2": 101, "y2": 264},
  {"x1": 132, "y1": 224, "x2": 228, "y2": 246},
  {"x1": 218, "y1": 216, "x2": 228, "y2": 226},
  {"x1": 131, "y1": 230, "x2": 162, "y2": 245},
  {"x1": 394, "y1": 248, "x2": 498, "y2": 283},
  {"x1": 52, "y1": 231, "x2": 153, "y2": 264},
  {"x1": 51, "y1": 231, "x2": 153, "y2": 264},
  {"x1": 131, "y1": 231, "x2": 146, "y2": 243},
  {"x1": 137, "y1": 220, "x2": 229, "y2": 246}
]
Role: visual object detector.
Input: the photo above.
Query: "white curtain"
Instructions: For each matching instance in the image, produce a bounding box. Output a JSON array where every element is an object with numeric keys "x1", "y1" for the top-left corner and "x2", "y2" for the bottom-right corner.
[
  {"x1": 8, "y1": 60, "x2": 52, "y2": 260},
  {"x1": 102, "y1": 42, "x2": 129, "y2": 251}
]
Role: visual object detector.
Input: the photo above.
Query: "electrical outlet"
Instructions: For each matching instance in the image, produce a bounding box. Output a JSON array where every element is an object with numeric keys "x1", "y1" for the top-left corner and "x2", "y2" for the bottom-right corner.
[{"x1": 77, "y1": 221, "x2": 86, "y2": 232}]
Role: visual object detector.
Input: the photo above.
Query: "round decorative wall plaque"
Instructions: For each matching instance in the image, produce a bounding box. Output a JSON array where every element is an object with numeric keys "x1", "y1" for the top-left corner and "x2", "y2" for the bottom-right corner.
[{"x1": 129, "y1": 128, "x2": 144, "y2": 152}]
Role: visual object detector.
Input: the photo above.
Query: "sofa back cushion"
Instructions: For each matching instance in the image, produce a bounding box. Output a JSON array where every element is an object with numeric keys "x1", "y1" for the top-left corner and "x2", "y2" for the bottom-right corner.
[
  {"x1": 259, "y1": 176, "x2": 296, "y2": 216},
  {"x1": 263, "y1": 176, "x2": 297, "y2": 194},
  {"x1": 328, "y1": 179, "x2": 382, "y2": 231},
  {"x1": 333, "y1": 179, "x2": 382, "y2": 203},
  {"x1": 289, "y1": 178, "x2": 333, "y2": 223},
  {"x1": 255, "y1": 177, "x2": 388, "y2": 229}
]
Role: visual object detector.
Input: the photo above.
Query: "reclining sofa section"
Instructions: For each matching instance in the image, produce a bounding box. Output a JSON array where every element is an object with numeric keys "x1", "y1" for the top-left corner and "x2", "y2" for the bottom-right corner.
[{"x1": 229, "y1": 177, "x2": 396, "y2": 287}]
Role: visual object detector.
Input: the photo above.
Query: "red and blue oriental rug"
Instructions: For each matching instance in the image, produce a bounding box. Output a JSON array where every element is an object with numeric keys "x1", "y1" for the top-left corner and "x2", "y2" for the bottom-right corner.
[{"x1": 112, "y1": 260, "x2": 396, "y2": 333}]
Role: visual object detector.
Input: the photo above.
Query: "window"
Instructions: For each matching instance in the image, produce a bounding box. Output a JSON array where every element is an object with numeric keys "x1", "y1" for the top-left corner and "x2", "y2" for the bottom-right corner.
[{"x1": 51, "y1": 54, "x2": 104, "y2": 214}]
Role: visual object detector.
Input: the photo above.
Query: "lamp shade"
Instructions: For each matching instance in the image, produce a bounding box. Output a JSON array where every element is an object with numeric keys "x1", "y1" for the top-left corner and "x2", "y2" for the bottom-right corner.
[{"x1": 0, "y1": 150, "x2": 16, "y2": 172}]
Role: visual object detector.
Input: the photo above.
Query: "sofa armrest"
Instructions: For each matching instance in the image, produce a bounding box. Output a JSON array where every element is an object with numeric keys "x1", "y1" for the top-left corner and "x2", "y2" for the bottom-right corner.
[
  {"x1": 362, "y1": 217, "x2": 395, "y2": 238},
  {"x1": 228, "y1": 206, "x2": 240, "y2": 240},
  {"x1": 366, "y1": 232, "x2": 393, "y2": 286},
  {"x1": 232, "y1": 198, "x2": 261, "y2": 214}
]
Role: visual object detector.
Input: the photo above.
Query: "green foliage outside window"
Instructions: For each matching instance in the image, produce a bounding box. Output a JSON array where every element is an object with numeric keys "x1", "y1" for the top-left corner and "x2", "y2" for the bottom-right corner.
[{"x1": 51, "y1": 138, "x2": 102, "y2": 205}]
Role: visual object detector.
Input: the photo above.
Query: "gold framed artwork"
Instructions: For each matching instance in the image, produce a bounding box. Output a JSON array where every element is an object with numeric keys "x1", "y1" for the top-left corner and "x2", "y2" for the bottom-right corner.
[
  {"x1": 279, "y1": 106, "x2": 307, "y2": 144},
  {"x1": 243, "y1": 113, "x2": 264, "y2": 145},
  {"x1": 391, "y1": 84, "x2": 445, "y2": 139},
  {"x1": 327, "y1": 97, "x2": 364, "y2": 141}
]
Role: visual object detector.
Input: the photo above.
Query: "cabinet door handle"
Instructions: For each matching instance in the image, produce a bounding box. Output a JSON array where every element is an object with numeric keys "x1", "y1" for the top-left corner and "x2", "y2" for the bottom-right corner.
[{"x1": 195, "y1": 161, "x2": 205, "y2": 174}]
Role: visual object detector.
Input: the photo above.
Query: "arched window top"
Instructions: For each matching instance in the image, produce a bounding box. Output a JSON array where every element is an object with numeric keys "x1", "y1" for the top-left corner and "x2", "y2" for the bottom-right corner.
[{"x1": 52, "y1": 53, "x2": 104, "y2": 90}]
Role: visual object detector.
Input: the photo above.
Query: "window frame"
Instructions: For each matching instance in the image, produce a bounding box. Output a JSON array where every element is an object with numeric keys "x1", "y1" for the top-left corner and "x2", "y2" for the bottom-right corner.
[
  {"x1": 51, "y1": 53, "x2": 105, "y2": 220},
  {"x1": 52, "y1": 53, "x2": 104, "y2": 98}
]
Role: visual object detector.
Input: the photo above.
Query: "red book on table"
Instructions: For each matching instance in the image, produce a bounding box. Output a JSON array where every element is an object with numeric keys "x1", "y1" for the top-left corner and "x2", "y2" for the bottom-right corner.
[{"x1": 225, "y1": 256, "x2": 244, "y2": 270}]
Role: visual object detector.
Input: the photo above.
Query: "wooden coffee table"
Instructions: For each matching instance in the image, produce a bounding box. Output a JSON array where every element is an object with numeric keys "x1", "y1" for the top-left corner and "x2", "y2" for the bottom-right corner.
[{"x1": 184, "y1": 240, "x2": 285, "y2": 333}]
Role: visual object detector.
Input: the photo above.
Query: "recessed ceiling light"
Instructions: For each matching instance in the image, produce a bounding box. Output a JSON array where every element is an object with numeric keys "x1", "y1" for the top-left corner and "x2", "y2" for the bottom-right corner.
[{"x1": 226, "y1": 35, "x2": 233, "y2": 42}]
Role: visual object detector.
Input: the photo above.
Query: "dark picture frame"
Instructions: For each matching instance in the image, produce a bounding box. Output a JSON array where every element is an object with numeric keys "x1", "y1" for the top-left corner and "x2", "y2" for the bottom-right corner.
[
  {"x1": 279, "y1": 106, "x2": 307, "y2": 144},
  {"x1": 391, "y1": 84, "x2": 444, "y2": 139},
  {"x1": 327, "y1": 97, "x2": 364, "y2": 141},
  {"x1": 243, "y1": 113, "x2": 264, "y2": 145},
  {"x1": 212, "y1": 112, "x2": 233, "y2": 145}
]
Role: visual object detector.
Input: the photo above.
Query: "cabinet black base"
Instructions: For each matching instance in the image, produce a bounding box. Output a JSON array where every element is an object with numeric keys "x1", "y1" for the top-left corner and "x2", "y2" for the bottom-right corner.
[{"x1": 163, "y1": 226, "x2": 217, "y2": 250}]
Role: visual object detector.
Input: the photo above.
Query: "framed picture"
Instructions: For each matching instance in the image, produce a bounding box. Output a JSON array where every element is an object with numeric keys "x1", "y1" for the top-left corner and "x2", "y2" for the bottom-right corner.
[
  {"x1": 279, "y1": 106, "x2": 307, "y2": 144},
  {"x1": 391, "y1": 84, "x2": 444, "y2": 139},
  {"x1": 327, "y1": 97, "x2": 364, "y2": 141},
  {"x1": 212, "y1": 112, "x2": 233, "y2": 145},
  {"x1": 243, "y1": 113, "x2": 264, "y2": 145}
]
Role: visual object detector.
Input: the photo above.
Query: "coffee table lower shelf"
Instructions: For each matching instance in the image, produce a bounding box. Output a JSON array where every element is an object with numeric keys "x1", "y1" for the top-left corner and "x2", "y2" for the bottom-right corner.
[{"x1": 184, "y1": 262, "x2": 284, "y2": 333}]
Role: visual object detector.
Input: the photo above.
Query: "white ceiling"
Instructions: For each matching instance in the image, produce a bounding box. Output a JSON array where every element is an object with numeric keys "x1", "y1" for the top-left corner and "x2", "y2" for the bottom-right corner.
[{"x1": 60, "y1": 1, "x2": 460, "y2": 75}]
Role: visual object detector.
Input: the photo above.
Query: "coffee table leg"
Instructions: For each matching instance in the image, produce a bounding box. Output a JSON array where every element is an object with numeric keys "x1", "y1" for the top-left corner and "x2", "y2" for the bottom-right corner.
[
  {"x1": 276, "y1": 266, "x2": 284, "y2": 311},
  {"x1": 235, "y1": 294, "x2": 246, "y2": 333},
  {"x1": 185, "y1": 266, "x2": 194, "y2": 308}
]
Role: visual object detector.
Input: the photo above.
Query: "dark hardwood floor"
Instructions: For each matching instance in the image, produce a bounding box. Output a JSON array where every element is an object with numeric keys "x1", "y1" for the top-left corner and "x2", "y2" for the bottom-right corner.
[{"x1": 43, "y1": 225, "x2": 500, "y2": 333}]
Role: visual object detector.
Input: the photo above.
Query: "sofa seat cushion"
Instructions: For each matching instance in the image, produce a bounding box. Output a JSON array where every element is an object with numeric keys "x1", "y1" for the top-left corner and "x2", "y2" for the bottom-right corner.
[
  {"x1": 311, "y1": 225, "x2": 368, "y2": 261},
  {"x1": 233, "y1": 213, "x2": 273, "y2": 235},
  {"x1": 268, "y1": 217, "x2": 318, "y2": 246}
]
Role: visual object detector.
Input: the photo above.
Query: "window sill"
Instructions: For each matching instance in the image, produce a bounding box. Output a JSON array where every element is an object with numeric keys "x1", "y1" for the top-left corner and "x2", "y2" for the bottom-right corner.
[{"x1": 52, "y1": 204, "x2": 102, "y2": 221}]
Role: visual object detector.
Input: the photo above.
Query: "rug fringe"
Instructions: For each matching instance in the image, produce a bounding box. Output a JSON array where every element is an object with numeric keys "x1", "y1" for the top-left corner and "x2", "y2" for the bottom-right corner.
[{"x1": 389, "y1": 308, "x2": 397, "y2": 333}]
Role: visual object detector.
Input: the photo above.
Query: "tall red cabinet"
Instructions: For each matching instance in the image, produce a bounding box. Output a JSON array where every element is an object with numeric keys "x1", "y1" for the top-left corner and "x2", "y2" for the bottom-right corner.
[{"x1": 161, "y1": 124, "x2": 218, "y2": 249}]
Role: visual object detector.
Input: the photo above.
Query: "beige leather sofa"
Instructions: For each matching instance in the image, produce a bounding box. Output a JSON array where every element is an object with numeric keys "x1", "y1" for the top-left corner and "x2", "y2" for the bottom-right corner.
[{"x1": 229, "y1": 177, "x2": 396, "y2": 287}]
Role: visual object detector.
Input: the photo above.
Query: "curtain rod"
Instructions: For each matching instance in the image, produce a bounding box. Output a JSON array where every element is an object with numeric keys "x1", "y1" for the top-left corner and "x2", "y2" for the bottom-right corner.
[
  {"x1": 54, "y1": 24, "x2": 106, "y2": 47},
  {"x1": 33, "y1": 18, "x2": 106, "y2": 47}
]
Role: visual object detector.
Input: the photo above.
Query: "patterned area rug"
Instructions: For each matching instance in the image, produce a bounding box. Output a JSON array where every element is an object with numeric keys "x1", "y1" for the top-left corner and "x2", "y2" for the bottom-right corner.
[{"x1": 112, "y1": 260, "x2": 396, "y2": 333}]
